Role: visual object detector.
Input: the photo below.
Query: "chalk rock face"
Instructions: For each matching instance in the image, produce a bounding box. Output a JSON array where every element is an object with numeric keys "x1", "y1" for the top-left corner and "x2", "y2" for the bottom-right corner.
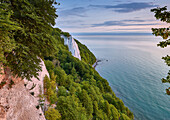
[
  {"x1": 61, "y1": 35, "x2": 81, "y2": 60},
  {"x1": 24, "y1": 59, "x2": 50, "y2": 99},
  {"x1": 0, "y1": 60, "x2": 49, "y2": 120}
]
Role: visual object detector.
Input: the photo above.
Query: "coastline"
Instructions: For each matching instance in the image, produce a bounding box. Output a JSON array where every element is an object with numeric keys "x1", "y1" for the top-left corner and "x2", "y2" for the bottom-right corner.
[
  {"x1": 92, "y1": 60, "x2": 97, "y2": 68},
  {"x1": 92, "y1": 59, "x2": 103, "y2": 69}
]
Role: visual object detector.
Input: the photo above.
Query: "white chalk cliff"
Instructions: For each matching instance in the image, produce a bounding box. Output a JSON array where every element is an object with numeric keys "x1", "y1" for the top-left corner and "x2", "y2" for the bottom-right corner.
[
  {"x1": 61, "y1": 35, "x2": 81, "y2": 60},
  {"x1": 0, "y1": 35, "x2": 81, "y2": 120},
  {"x1": 0, "y1": 59, "x2": 50, "y2": 120}
]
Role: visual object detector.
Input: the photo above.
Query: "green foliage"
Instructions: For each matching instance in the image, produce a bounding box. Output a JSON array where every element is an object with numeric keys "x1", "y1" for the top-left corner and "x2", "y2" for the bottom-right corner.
[
  {"x1": 44, "y1": 28, "x2": 134, "y2": 120},
  {"x1": 45, "y1": 60, "x2": 55, "y2": 71},
  {"x1": 1, "y1": 1, "x2": 133, "y2": 119},
  {"x1": 58, "y1": 86, "x2": 68, "y2": 96},
  {"x1": 151, "y1": 6, "x2": 170, "y2": 23},
  {"x1": 120, "y1": 113, "x2": 131, "y2": 120},
  {"x1": 61, "y1": 32, "x2": 71, "y2": 37},
  {"x1": 44, "y1": 74, "x2": 57, "y2": 104},
  {"x1": 0, "y1": 81, "x2": 6, "y2": 89},
  {"x1": 0, "y1": 0, "x2": 58, "y2": 80},
  {"x1": 0, "y1": 2, "x2": 20, "y2": 73},
  {"x1": 57, "y1": 95, "x2": 88, "y2": 120},
  {"x1": 151, "y1": 6, "x2": 170, "y2": 94},
  {"x1": 45, "y1": 108, "x2": 61, "y2": 120},
  {"x1": 79, "y1": 89, "x2": 93, "y2": 119},
  {"x1": 75, "y1": 39, "x2": 96, "y2": 65},
  {"x1": 110, "y1": 105, "x2": 120, "y2": 120}
]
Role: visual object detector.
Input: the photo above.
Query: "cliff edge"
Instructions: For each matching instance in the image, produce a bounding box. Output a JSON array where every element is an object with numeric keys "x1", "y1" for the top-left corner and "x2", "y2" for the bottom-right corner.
[
  {"x1": 0, "y1": 60, "x2": 49, "y2": 120},
  {"x1": 61, "y1": 35, "x2": 81, "y2": 60}
]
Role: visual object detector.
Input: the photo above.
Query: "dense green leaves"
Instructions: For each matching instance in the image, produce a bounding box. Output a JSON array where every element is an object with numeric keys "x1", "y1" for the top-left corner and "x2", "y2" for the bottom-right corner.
[
  {"x1": 44, "y1": 74, "x2": 57, "y2": 104},
  {"x1": 0, "y1": 0, "x2": 58, "y2": 80},
  {"x1": 151, "y1": 6, "x2": 170, "y2": 23},
  {"x1": 45, "y1": 108, "x2": 61, "y2": 120},
  {"x1": 1, "y1": 0, "x2": 133, "y2": 119},
  {"x1": 151, "y1": 6, "x2": 170, "y2": 95},
  {"x1": 0, "y1": 2, "x2": 20, "y2": 72},
  {"x1": 44, "y1": 28, "x2": 134, "y2": 120}
]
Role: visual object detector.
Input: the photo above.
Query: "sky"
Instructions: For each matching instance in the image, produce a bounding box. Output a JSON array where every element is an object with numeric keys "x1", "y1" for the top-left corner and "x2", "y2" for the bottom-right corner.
[{"x1": 55, "y1": 0, "x2": 170, "y2": 34}]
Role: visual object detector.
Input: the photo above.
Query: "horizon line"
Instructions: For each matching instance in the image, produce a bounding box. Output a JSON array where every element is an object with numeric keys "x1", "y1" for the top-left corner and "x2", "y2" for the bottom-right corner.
[{"x1": 71, "y1": 32, "x2": 153, "y2": 36}]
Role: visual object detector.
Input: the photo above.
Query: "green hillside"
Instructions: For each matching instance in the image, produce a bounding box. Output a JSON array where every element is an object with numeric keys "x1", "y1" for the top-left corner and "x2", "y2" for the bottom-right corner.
[
  {"x1": 75, "y1": 39, "x2": 96, "y2": 65},
  {"x1": 44, "y1": 28, "x2": 134, "y2": 120},
  {"x1": 0, "y1": 0, "x2": 133, "y2": 119}
]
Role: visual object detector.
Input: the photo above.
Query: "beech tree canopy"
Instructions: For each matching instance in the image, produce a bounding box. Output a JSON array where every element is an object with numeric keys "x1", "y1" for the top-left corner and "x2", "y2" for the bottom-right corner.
[{"x1": 0, "y1": 0, "x2": 58, "y2": 80}]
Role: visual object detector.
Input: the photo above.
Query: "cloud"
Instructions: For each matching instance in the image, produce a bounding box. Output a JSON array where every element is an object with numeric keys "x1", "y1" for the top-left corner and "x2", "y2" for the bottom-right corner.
[
  {"x1": 92, "y1": 20, "x2": 157, "y2": 27},
  {"x1": 122, "y1": 20, "x2": 146, "y2": 22},
  {"x1": 89, "y1": 2, "x2": 158, "y2": 13},
  {"x1": 57, "y1": 20, "x2": 83, "y2": 24},
  {"x1": 59, "y1": 7, "x2": 87, "y2": 17}
]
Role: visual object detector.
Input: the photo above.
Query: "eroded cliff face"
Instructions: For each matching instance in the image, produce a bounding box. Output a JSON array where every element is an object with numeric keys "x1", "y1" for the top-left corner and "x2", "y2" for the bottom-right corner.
[
  {"x1": 61, "y1": 35, "x2": 81, "y2": 60},
  {"x1": 0, "y1": 60, "x2": 49, "y2": 120}
]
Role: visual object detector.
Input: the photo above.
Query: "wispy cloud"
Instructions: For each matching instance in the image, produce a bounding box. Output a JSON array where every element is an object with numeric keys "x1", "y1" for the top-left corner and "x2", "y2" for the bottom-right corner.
[
  {"x1": 89, "y1": 2, "x2": 158, "y2": 13},
  {"x1": 57, "y1": 20, "x2": 83, "y2": 24},
  {"x1": 59, "y1": 7, "x2": 87, "y2": 17},
  {"x1": 92, "y1": 19, "x2": 157, "y2": 27}
]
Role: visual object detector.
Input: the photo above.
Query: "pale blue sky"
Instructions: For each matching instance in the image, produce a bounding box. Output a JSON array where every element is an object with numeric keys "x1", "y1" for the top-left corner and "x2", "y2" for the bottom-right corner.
[{"x1": 55, "y1": 0, "x2": 170, "y2": 34}]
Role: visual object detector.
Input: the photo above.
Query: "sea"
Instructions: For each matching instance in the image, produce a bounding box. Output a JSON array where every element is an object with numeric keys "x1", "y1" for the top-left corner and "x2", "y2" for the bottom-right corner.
[{"x1": 73, "y1": 33, "x2": 170, "y2": 120}]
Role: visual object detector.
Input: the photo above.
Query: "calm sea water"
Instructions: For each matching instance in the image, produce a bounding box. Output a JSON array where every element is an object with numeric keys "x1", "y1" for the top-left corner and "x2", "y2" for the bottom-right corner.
[{"x1": 74, "y1": 34, "x2": 170, "y2": 120}]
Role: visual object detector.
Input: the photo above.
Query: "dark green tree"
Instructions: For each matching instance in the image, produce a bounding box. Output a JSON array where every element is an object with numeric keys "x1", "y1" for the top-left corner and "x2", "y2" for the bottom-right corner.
[
  {"x1": 44, "y1": 27, "x2": 134, "y2": 119},
  {"x1": 45, "y1": 108, "x2": 61, "y2": 120},
  {"x1": 0, "y1": 0, "x2": 58, "y2": 80},
  {"x1": 151, "y1": 6, "x2": 170, "y2": 95},
  {"x1": 57, "y1": 86, "x2": 68, "y2": 97},
  {"x1": 79, "y1": 89, "x2": 93, "y2": 119},
  {"x1": 0, "y1": 2, "x2": 20, "y2": 73},
  {"x1": 57, "y1": 96, "x2": 88, "y2": 120}
]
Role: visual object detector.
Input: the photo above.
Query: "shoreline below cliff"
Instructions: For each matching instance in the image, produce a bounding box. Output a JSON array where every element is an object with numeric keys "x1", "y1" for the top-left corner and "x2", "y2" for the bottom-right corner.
[{"x1": 92, "y1": 59, "x2": 108, "y2": 69}]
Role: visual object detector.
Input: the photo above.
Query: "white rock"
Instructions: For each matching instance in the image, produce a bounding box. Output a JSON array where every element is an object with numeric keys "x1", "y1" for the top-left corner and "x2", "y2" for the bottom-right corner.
[
  {"x1": 61, "y1": 35, "x2": 81, "y2": 60},
  {"x1": 0, "y1": 59, "x2": 56, "y2": 120},
  {"x1": 24, "y1": 59, "x2": 50, "y2": 97}
]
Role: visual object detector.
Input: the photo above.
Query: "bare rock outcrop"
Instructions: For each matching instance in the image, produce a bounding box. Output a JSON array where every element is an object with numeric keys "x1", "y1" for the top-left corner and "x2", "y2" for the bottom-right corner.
[
  {"x1": 61, "y1": 35, "x2": 81, "y2": 60},
  {"x1": 0, "y1": 60, "x2": 49, "y2": 120}
]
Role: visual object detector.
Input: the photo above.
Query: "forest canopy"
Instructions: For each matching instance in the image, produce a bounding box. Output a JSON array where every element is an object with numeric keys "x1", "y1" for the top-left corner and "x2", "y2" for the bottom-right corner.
[
  {"x1": 0, "y1": 0, "x2": 58, "y2": 80},
  {"x1": 0, "y1": 1, "x2": 134, "y2": 119},
  {"x1": 43, "y1": 28, "x2": 134, "y2": 120}
]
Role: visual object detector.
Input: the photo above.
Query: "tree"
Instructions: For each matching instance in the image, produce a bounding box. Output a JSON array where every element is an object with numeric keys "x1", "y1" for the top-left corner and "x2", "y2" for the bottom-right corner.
[
  {"x1": 57, "y1": 96, "x2": 88, "y2": 120},
  {"x1": 79, "y1": 89, "x2": 93, "y2": 119},
  {"x1": 151, "y1": 6, "x2": 170, "y2": 95},
  {"x1": 120, "y1": 113, "x2": 131, "y2": 120},
  {"x1": 44, "y1": 27, "x2": 133, "y2": 119},
  {"x1": 45, "y1": 60, "x2": 55, "y2": 72},
  {"x1": 0, "y1": 0, "x2": 58, "y2": 80},
  {"x1": 58, "y1": 86, "x2": 68, "y2": 97},
  {"x1": 45, "y1": 108, "x2": 61, "y2": 120},
  {"x1": 43, "y1": 75, "x2": 57, "y2": 104},
  {"x1": 0, "y1": 2, "x2": 20, "y2": 73}
]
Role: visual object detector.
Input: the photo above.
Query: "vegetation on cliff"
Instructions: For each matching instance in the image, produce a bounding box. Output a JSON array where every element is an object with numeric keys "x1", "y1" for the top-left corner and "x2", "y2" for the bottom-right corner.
[
  {"x1": 0, "y1": 1, "x2": 133, "y2": 119},
  {"x1": 0, "y1": 0, "x2": 58, "y2": 80},
  {"x1": 44, "y1": 28, "x2": 134, "y2": 120},
  {"x1": 75, "y1": 39, "x2": 96, "y2": 65}
]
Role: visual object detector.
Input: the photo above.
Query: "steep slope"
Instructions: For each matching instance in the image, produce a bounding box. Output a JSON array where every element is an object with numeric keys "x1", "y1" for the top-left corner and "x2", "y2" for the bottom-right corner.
[
  {"x1": 75, "y1": 39, "x2": 96, "y2": 65},
  {"x1": 0, "y1": 60, "x2": 49, "y2": 120},
  {"x1": 43, "y1": 28, "x2": 134, "y2": 120},
  {"x1": 61, "y1": 35, "x2": 81, "y2": 60}
]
